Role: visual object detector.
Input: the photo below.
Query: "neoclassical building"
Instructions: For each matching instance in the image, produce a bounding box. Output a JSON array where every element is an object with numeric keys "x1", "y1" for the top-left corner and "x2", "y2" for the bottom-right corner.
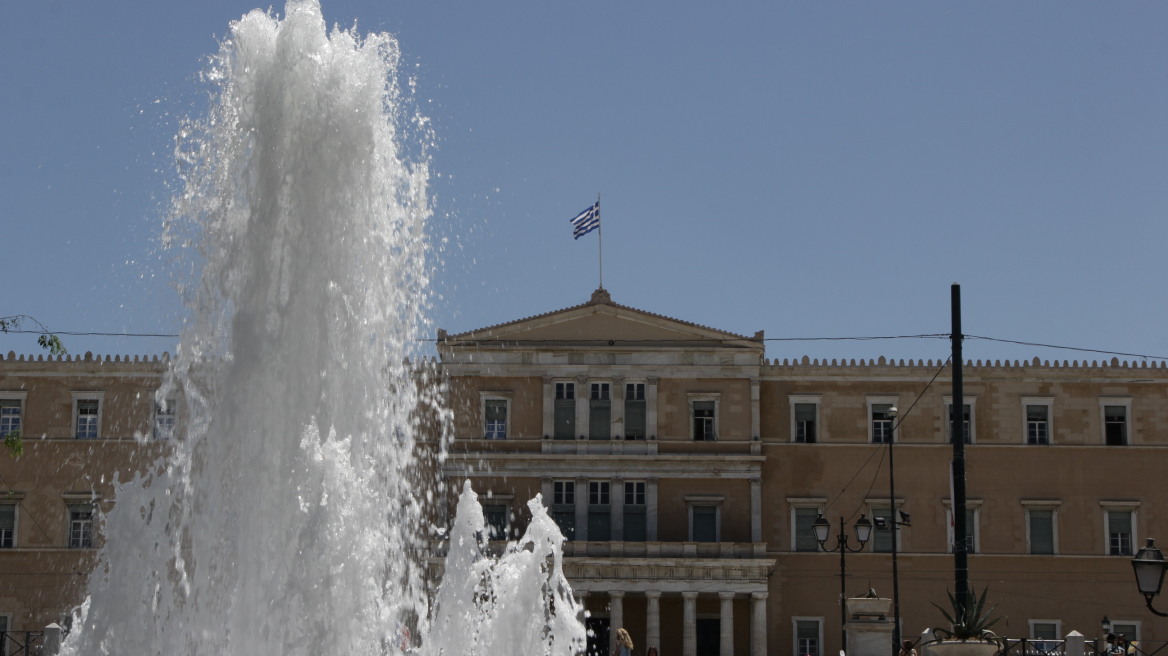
[
  {"x1": 435, "y1": 289, "x2": 1168, "y2": 656},
  {"x1": 3, "y1": 288, "x2": 1167, "y2": 656}
]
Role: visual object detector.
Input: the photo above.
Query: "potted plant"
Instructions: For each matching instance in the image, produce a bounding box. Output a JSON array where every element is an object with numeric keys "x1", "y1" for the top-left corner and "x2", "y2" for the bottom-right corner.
[{"x1": 927, "y1": 587, "x2": 1004, "y2": 656}]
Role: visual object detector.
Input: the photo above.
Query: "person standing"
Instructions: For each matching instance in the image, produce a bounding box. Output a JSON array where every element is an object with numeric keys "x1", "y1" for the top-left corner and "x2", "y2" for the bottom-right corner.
[{"x1": 614, "y1": 628, "x2": 634, "y2": 656}]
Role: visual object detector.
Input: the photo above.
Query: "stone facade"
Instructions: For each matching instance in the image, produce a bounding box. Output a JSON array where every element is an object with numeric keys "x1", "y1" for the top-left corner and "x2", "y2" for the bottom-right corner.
[
  {"x1": 0, "y1": 352, "x2": 168, "y2": 638},
  {"x1": 2, "y1": 289, "x2": 1166, "y2": 656}
]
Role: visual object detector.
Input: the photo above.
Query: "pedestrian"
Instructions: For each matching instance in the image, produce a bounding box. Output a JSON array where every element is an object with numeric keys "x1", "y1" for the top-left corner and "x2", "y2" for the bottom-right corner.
[
  {"x1": 614, "y1": 628, "x2": 634, "y2": 656},
  {"x1": 899, "y1": 640, "x2": 918, "y2": 656},
  {"x1": 1106, "y1": 634, "x2": 1123, "y2": 656},
  {"x1": 647, "y1": 647, "x2": 659, "y2": 656}
]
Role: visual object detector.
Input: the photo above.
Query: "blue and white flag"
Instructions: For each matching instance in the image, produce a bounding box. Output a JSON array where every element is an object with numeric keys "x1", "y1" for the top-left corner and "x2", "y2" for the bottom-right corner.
[{"x1": 570, "y1": 202, "x2": 600, "y2": 239}]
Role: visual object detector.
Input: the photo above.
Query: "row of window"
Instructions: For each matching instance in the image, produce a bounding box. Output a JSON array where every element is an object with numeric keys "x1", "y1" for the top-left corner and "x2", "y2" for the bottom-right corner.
[
  {"x1": 0, "y1": 503, "x2": 95, "y2": 549},
  {"x1": 796, "y1": 397, "x2": 1133, "y2": 445},
  {"x1": 0, "y1": 394, "x2": 176, "y2": 440},
  {"x1": 479, "y1": 386, "x2": 1137, "y2": 444},
  {"x1": 0, "y1": 499, "x2": 1137, "y2": 555},
  {"x1": 485, "y1": 382, "x2": 659, "y2": 440},
  {"x1": 473, "y1": 484, "x2": 1141, "y2": 557},
  {"x1": 478, "y1": 480, "x2": 722, "y2": 543},
  {"x1": 790, "y1": 504, "x2": 1139, "y2": 555}
]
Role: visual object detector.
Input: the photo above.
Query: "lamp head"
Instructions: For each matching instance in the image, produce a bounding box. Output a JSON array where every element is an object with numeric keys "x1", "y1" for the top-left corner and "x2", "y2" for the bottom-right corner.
[
  {"x1": 1132, "y1": 538, "x2": 1168, "y2": 598},
  {"x1": 854, "y1": 514, "x2": 873, "y2": 545},
  {"x1": 813, "y1": 514, "x2": 830, "y2": 546}
]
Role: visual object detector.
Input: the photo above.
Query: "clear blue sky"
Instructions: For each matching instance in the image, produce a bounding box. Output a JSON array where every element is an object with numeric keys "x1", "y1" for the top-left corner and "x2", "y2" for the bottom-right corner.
[{"x1": 3, "y1": 1, "x2": 1166, "y2": 365}]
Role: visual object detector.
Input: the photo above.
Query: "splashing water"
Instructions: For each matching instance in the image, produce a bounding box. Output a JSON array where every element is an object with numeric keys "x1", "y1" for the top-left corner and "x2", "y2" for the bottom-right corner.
[{"x1": 61, "y1": 2, "x2": 583, "y2": 654}]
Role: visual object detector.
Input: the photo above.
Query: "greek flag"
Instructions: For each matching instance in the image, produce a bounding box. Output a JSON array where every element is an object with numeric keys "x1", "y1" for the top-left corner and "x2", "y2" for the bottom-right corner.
[{"x1": 570, "y1": 202, "x2": 600, "y2": 239}]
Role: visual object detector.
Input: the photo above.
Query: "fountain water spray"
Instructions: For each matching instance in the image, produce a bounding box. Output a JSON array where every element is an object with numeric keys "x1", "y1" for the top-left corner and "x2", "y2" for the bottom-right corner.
[{"x1": 61, "y1": 2, "x2": 583, "y2": 654}]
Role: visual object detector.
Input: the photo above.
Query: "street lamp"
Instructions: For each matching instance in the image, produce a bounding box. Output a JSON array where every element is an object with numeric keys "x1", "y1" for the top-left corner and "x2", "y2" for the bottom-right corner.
[
  {"x1": 1101, "y1": 616, "x2": 1111, "y2": 635},
  {"x1": 815, "y1": 514, "x2": 874, "y2": 655},
  {"x1": 1131, "y1": 538, "x2": 1168, "y2": 617}
]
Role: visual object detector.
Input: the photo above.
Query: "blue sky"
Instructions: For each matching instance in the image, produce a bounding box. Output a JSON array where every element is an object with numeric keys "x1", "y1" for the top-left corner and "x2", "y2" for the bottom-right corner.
[{"x1": 3, "y1": 1, "x2": 1166, "y2": 365}]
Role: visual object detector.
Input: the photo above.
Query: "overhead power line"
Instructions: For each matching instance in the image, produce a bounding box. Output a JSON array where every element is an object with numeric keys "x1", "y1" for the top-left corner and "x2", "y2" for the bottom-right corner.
[
  {"x1": 5, "y1": 327, "x2": 1168, "y2": 361},
  {"x1": 964, "y1": 334, "x2": 1168, "y2": 361}
]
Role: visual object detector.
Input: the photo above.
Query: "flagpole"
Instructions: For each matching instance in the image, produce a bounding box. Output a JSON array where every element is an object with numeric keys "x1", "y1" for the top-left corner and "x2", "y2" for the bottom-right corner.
[{"x1": 596, "y1": 194, "x2": 603, "y2": 289}]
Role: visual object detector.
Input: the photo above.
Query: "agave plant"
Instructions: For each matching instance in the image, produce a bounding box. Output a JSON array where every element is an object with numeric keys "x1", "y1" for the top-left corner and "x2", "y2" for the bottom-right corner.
[{"x1": 931, "y1": 587, "x2": 1004, "y2": 643}]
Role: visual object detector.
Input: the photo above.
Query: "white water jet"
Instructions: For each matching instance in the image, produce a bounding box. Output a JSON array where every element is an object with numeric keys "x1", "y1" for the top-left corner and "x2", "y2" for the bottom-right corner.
[{"x1": 61, "y1": 2, "x2": 583, "y2": 654}]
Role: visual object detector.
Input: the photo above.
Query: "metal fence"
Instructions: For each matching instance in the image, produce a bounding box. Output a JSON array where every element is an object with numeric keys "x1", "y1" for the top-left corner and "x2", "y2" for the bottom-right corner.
[
  {"x1": 0, "y1": 632, "x2": 45, "y2": 656},
  {"x1": 996, "y1": 639, "x2": 1168, "y2": 656}
]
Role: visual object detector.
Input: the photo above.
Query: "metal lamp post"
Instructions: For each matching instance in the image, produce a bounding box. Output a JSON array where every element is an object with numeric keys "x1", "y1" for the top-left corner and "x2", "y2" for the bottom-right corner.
[
  {"x1": 884, "y1": 405, "x2": 911, "y2": 656},
  {"x1": 1131, "y1": 538, "x2": 1168, "y2": 616},
  {"x1": 815, "y1": 514, "x2": 874, "y2": 655}
]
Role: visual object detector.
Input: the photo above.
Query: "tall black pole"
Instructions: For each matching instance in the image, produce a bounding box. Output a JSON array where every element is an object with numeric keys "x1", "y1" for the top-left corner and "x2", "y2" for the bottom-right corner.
[
  {"x1": 839, "y1": 516, "x2": 849, "y2": 655},
  {"x1": 951, "y1": 284, "x2": 971, "y2": 609},
  {"x1": 889, "y1": 408, "x2": 902, "y2": 656}
]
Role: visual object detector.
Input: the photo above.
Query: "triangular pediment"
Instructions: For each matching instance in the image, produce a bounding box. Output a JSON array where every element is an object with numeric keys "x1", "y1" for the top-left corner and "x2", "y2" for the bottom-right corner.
[{"x1": 439, "y1": 289, "x2": 763, "y2": 352}]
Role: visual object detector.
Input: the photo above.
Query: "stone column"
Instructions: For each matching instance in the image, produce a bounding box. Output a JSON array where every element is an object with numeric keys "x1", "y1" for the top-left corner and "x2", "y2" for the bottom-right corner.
[
  {"x1": 750, "y1": 592, "x2": 768, "y2": 656},
  {"x1": 646, "y1": 377, "x2": 660, "y2": 438},
  {"x1": 612, "y1": 477, "x2": 625, "y2": 541},
  {"x1": 576, "y1": 477, "x2": 589, "y2": 542},
  {"x1": 575, "y1": 591, "x2": 590, "y2": 631},
  {"x1": 541, "y1": 478, "x2": 553, "y2": 509},
  {"x1": 611, "y1": 591, "x2": 626, "y2": 654},
  {"x1": 576, "y1": 376, "x2": 590, "y2": 439},
  {"x1": 612, "y1": 376, "x2": 626, "y2": 439},
  {"x1": 647, "y1": 478, "x2": 660, "y2": 541},
  {"x1": 542, "y1": 377, "x2": 555, "y2": 437},
  {"x1": 750, "y1": 377, "x2": 761, "y2": 440},
  {"x1": 750, "y1": 478, "x2": 762, "y2": 544},
  {"x1": 720, "y1": 592, "x2": 735, "y2": 656},
  {"x1": 683, "y1": 592, "x2": 698, "y2": 656},
  {"x1": 646, "y1": 591, "x2": 662, "y2": 654}
]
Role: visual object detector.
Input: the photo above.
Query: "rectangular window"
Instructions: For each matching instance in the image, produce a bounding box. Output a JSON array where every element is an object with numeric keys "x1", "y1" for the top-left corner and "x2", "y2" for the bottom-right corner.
[
  {"x1": 0, "y1": 399, "x2": 21, "y2": 439},
  {"x1": 947, "y1": 403, "x2": 972, "y2": 444},
  {"x1": 948, "y1": 507, "x2": 978, "y2": 554},
  {"x1": 588, "y1": 481, "x2": 611, "y2": 541},
  {"x1": 484, "y1": 399, "x2": 507, "y2": 439},
  {"x1": 0, "y1": 504, "x2": 14, "y2": 548},
  {"x1": 1111, "y1": 623, "x2": 1139, "y2": 642},
  {"x1": 589, "y1": 383, "x2": 611, "y2": 440},
  {"x1": 482, "y1": 503, "x2": 508, "y2": 541},
  {"x1": 692, "y1": 401, "x2": 716, "y2": 441},
  {"x1": 691, "y1": 505, "x2": 719, "y2": 542},
  {"x1": 1030, "y1": 621, "x2": 1060, "y2": 641},
  {"x1": 1108, "y1": 510, "x2": 1134, "y2": 556},
  {"x1": 795, "y1": 619, "x2": 822, "y2": 656},
  {"x1": 75, "y1": 398, "x2": 100, "y2": 439},
  {"x1": 871, "y1": 404, "x2": 894, "y2": 444},
  {"x1": 1105, "y1": 405, "x2": 1129, "y2": 446},
  {"x1": 624, "y1": 383, "x2": 646, "y2": 439},
  {"x1": 1026, "y1": 404, "x2": 1050, "y2": 445},
  {"x1": 793, "y1": 507, "x2": 821, "y2": 552},
  {"x1": 154, "y1": 399, "x2": 177, "y2": 441},
  {"x1": 68, "y1": 504, "x2": 95, "y2": 548},
  {"x1": 794, "y1": 403, "x2": 817, "y2": 443},
  {"x1": 624, "y1": 481, "x2": 647, "y2": 542},
  {"x1": 554, "y1": 383, "x2": 575, "y2": 439},
  {"x1": 1028, "y1": 509, "x2": 1055, "y2": 555},
  {"x1": 552, "y1": 480, "x2": 576, "y2": 540}
]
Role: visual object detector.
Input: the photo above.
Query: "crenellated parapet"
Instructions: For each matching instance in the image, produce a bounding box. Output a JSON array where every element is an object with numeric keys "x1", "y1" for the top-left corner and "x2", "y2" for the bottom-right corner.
[
  {"x1": 2, "y1": 350, "x2": 171, "y2": 364},
  {"x1": 763, "y1": 355, "x2": 1168, "y2": 371}
]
